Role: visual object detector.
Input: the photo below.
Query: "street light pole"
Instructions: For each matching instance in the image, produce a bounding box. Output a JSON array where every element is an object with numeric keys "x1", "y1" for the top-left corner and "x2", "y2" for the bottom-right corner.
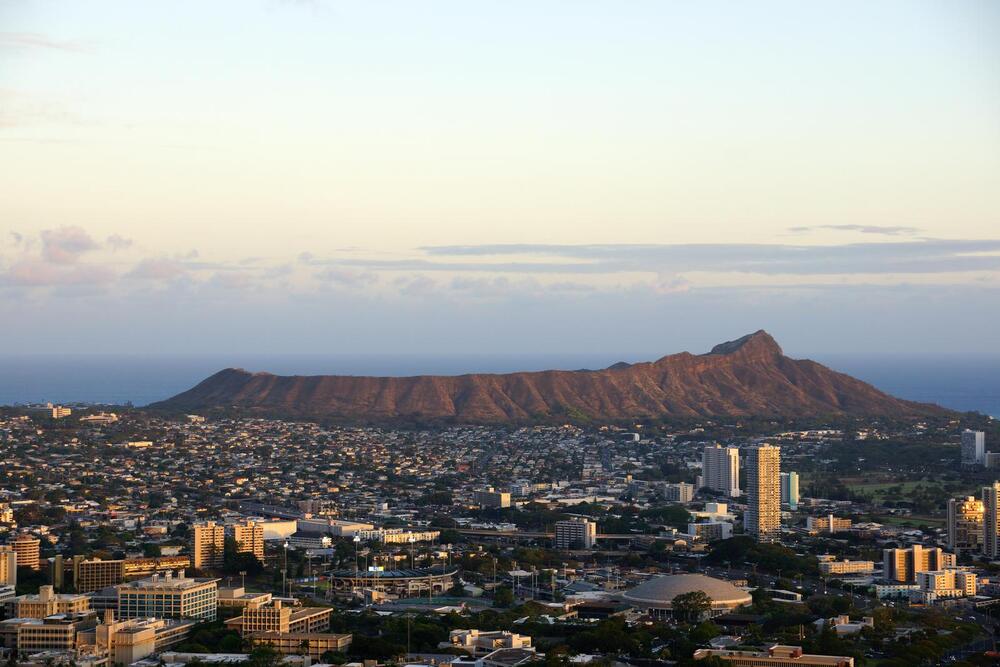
[{"x1": 283, "y1": 539, "x2": 289, "y2": 597}]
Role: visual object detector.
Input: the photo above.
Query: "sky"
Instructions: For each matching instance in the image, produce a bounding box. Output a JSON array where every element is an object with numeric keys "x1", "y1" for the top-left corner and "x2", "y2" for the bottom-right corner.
[{"x1": 1, "y1": 0, "x2": 999, "y2": 358}]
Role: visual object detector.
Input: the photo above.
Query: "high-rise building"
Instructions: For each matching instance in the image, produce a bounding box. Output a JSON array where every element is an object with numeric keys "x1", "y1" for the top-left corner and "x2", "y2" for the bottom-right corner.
[
  {"x1": 983, "y1": 482, "x2": 1000, "y2": 558},
  {"x1": 882, "y1": 545, "x2": 956, "y2": 583},
  {"x1": 0, "y1": 546, "x2": 16, "y2": 586},
  {"x1": 191, "y1": 522, "x2": 226, "y2": 569},
  {"x1": 230, "y1": 520, "x2": 265, "y2": 563},
  {"x1": 554, "y1": 518, "x2": 597, "y2": 549},
  {"x1": 702, "y1": 445, "x2": 740, "y2": 497},
  {"x1": 947, "y1": 496, "x2": 984, "y2": 554},
  {"x1": 962, "y1": 430, "x2": 986, "y2": 465},
  {"x1": 780, "y1": 472, "x2": 799, "y2": 510},
  {"x1": 744, "y1": 445, "x2": 781, "y2": 543},
  {"x1": 11, "y1": 533, "x2": 40, "y2": 571}
]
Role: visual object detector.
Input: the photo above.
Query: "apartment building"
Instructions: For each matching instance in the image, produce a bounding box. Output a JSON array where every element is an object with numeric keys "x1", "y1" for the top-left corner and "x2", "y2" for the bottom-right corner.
[
  {"x1": 947, "y1": 496, "x2": 984, "y2": 553},
  {"x1": 702, "y1": 445, "x2": 740, "y2": 497},
  {"x1": 806, "y1": 515, "x2": 852, "y2": 534},
  {"x1": 11, "y1": 534, "x2": 40, "y2": 571},
  {"x1": 883, "y1": 545, "x2": 956, "y2": 583},
  {"x1": 554, "y1": 518, "x2": 597, "y2": 549},
  {"x1": 663, "y1": 482, "x2": 695, "y2": 503},
  {"x1": 191, "y1": 521, "x2": 226, "y2": 569},
  {"x1": 0, "y1": 546, "x2": 16, "y2": 587},
  {"x1": 688, "y1": 522, "x2": 733, "y2": 543},
  {"x1": 817, "y1": 557, "x2": 874, "y2": 576},
  {"x1": 914, "y1": 569, "x2": 977, "y2": 602},
  {"x1": 745, "y1": 445, "x2": 781, "y2": 543},
  {"x1": 473, "y1": 488, "x2": 512, "y2": 509}
]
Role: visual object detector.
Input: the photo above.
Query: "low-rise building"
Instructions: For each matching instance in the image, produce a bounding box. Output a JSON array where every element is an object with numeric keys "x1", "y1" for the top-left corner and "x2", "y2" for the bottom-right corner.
[
  {"x1": 7, "y1": 586, "x2": 90, "y2": 619},
  {"x1": 117, "y1": 571, "x2": 219, "y2": 621},
  {"x1": 805, "y1": 515, "x2": 852, "y2": 534},
  {"x1": 693, "y1": 644, "x2": 854, "y2": 666},
  {"x1": 225, "y1": 600, "x2": 331, "y2": 637},
  {"x1": 444, "y1": 629, "x2": 533, "y2": 657},
  {"x1": 816, "y1": 557, "x2": 875, "y2": 577}
]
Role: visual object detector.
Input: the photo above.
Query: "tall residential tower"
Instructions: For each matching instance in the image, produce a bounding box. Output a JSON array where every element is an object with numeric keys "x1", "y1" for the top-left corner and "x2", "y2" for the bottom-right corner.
[
  {"x1": 744, "y1": 445, "x2": 781, "y2": 543},
  {"x1": 702, "y1": 445, "x2": 740, "y2": 497}
]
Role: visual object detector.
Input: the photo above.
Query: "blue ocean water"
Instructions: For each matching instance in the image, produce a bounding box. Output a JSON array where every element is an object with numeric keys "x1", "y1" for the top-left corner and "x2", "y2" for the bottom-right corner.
[{"x1": 0, "y1": 354, "x2": 997, "y2": 417}]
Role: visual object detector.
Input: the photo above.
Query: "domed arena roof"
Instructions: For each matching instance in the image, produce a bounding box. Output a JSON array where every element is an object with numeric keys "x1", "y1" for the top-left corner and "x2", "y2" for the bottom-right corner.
[{"x1": 622, "y1": 573, "x2": 752, "y2": 610}]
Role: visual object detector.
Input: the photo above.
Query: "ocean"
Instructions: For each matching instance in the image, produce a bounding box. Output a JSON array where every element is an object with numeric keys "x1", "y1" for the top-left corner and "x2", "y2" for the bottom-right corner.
[{"x1": 0, "y1": 353, "x2": 997, "y2": 417}]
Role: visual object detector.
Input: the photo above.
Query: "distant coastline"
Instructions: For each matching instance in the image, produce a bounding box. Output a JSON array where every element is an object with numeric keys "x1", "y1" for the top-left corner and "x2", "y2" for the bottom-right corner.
[{"x1": 0, "y1": 353, "x2": 997, "y2": 417}]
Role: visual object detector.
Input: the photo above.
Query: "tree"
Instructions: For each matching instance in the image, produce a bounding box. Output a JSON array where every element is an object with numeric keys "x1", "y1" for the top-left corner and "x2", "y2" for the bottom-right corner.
[
  {"x1": 247, "y1": 646, "x2": 282, "y2": 667},
  {"x1": 671, "y1": 590, "x2": 712, "y2": 622},
  {"x1": 494, "y1": 586, "x2": 514, "y2": 608}
]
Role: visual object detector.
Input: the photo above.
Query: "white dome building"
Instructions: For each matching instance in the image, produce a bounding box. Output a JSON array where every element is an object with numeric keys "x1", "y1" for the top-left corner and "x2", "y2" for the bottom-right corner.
[{"x1": 621, "y1": 573, "x2": 752, "y2": 619}]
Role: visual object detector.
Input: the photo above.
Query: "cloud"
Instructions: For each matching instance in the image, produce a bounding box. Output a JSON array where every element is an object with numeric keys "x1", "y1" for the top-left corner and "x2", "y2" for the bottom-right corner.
[
  {"x1": 788, "y1": 224, "x2": 921, "y2": 236},
  {"x1": 418, "y1": 239, "x2": 1000, "y2": 275},
  {"x1": 0, "y1": 32, "x2": 92, "y2": 54},
  {"x1": 394, "y1": 275, "x2": 436, "y2": 296},
  {"x1": 39, "y1": 226, "x2": 99, "y2": 264},
  {"x1": 1, "y1": 259, "x2": 113, "y2": 287},
  {"x1": 126, "y1": 258, "x2": 190, "y2": 281},
  {"x1": 318, "y1": 268, "x2": 378, "y2": 288},
  {"x1": 106, "y1": 234, "x2": 133, "y2": 251}
]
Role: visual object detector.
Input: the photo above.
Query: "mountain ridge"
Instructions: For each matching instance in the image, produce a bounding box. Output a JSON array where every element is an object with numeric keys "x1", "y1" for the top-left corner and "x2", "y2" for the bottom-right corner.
[{"x1": 149, "y1": 331, "x2": 946, "y2": 422}]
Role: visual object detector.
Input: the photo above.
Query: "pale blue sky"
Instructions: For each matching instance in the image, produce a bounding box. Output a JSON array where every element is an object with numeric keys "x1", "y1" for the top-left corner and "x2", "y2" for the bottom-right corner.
[{"x1": 1, "y1": 0, "x2": 999, "y2": 356}]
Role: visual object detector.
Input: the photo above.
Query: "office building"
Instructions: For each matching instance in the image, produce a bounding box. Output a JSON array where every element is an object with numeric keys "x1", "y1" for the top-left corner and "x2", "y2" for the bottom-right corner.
[
  {"x1": 8, "y1": 585, "x2": 90, "y2": 618},
  {"x1": 217, "y1": 587, "x2": 273, "y2": 610},
  {"x1": 50, "y1": 554, "x2": 192, "y2": 593},
  {"x1": 744, "y1": 445, "x2": 781, "y2": 543},
  {"x1": 11, "y1": 534, "x2": 40, "y2": 571},
  {"x1": 962, "y1": 430, "x2": 986, "y2": 465},
  {"x1": 702, "y1": 445, "x2": 740, "y2": 497},
  {"x1": 983, "y1": 482, "x2": 1000, "y2": 558},
  {"x1": 224, "y1": 599, "x2": 331, "y2": 637},
  {"x1": 249, "y1": 631, "x2": 352, "y2": 658},
  {"x1": 117, "y1": 571, "x2": 219, "y2": 621},
  {"x1": 780, "y1": 472, "x2": 799, "y2": 510},
  {"x1": 0, "y1": 612, "x2": 97, "y2": 654},
  {"x1": 806, "y1": 515, "x2": 852, "y2": 534},
  {"x1": 191, "y1": 521, "x2": 226, "y2": 569},
  {"x1": 473, "y1": 488, "x2": 511, "y2": 509},
  {"x1": 663, "y1": 482, "x2": 695, "y2": 503},
  {"x1": 0, "y1": 546, "x2": 16, "y2": 587},
  {"x1": 882, "y1": 545, "x2": 956, "y2": 583},
  {"x1": 554, "y1": 518, "x2": 597, "y2": 549},
  {"x1": 947, "y1": 496, "x2": 984, "y2": 553},
  {"x1": 86, "y1": 610, "x2": 195, "y2": 665}
]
